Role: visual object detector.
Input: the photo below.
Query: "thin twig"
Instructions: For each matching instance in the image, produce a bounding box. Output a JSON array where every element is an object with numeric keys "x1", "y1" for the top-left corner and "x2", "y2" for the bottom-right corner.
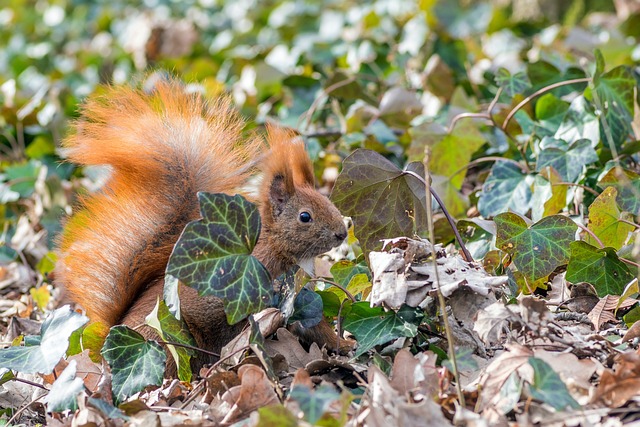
[
  {"x1": 6, "y1": 392, "x2": 46, "y2": 426},
  {"x1": 575, "y1": 222, "x2": 604, "y2": 248},
  {"x1": 501, "y1": 77, "x2": 591, "y2": 132},
  {"x1": 448, "y1": 156, "x2": 529, "y2": 180},
  {"x1": 423, "y1": 146, "x2": 465, "y2": 407},
  {"x1": 448, "y1": 112, "x2": 491, "y2": 133},
  {"x1": 553, "y1": 182, "x2": 600, "y2": 197},
  {"x1": 306, "y1": 278, "x2": 356, "y2": 302},
  {"x1": 157, "y1": 340, "x2": 220, "y2": 357},
  {"x1": 13, "y1": 377, "x2": 48, "y2": 391},
  {"x1": 403, "y1": 170, "x2": 474, "y2": 263}
]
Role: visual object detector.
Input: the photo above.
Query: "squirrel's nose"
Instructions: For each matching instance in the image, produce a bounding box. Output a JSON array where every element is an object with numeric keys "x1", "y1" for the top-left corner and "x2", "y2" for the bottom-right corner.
[{"x1": 335, "y1": 230, "x2": 347, "y2": 242}]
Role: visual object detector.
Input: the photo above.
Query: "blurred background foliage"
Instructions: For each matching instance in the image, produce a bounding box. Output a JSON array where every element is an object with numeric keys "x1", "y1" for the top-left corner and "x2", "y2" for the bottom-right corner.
[{"x1": 0, "y1": 0, "x2": 637, "y2": 278}]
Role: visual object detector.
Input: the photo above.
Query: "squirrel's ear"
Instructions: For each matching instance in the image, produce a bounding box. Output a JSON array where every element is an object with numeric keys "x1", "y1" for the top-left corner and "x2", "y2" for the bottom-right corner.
[{"x1": 269, "y1": 173, "x2": 293, "y2": 216}]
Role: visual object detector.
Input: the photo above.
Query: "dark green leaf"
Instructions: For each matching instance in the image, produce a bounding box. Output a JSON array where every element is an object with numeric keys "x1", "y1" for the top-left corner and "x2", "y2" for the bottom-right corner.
[
  {"x1": 331, "y1": 149, "x2": 427, "y2": 254},
  {"x1": 592, "y1": 65, "x2": 635, "y2": 149},
  {"x1": 566, "y1": 241, "x2": 634, "y2": 297},
  {"x1": 495, "y1": 213, "x2": 577, "y2": 281},
  {"x1": 317, "y1": 291, "x2": 342, "y2": 317},
  {"x1": 536, "y1": 139, "x2": 598, "y2": 182},
  {"x1": 527, "y1": 357, "x2": 580, "y2": 410},
  {"x1": 166, "y1": 192, "x2": 272, "y2": 324},
  {"x1": 289, "y1": 288, "x2": 323, "y2": 328},
  {"x1": 342, "y1": 302, "x2": 422, "y2": 356},
  {"x1": 0, "y1": 306, "x2": 88, "y2": 374},
  {"x1": 101, "y1": 326, "x2": 166, "y2": 404}
]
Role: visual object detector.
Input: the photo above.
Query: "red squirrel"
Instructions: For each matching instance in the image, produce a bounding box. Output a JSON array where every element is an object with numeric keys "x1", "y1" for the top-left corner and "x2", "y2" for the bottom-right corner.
[{"x1": 56, "y1": 79, "x2": 348, "y2": 373}]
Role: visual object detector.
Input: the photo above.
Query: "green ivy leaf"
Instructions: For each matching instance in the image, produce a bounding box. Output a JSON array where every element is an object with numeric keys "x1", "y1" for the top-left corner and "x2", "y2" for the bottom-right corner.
[
  {"x1": 495, "y1": 213, "x2": 577, "y2": 281},
  {"x1": 527, "y1": 357, "x2": 580, "y2": 410},
  {"x1": 332, "y1": 149, "x2": 427, "y2": 254},
  {"x1": 586, "y1": 187, "x2": 634, "y2": 250},
  {"x1": 145, "y1": 300, "x2": 197, "y2": 382},
  {"x1": 289, "y1": 385, "x2": 341, "y2": 424},
  {"x1": 330, "y1": 260, "x2": 371, "y2": 287},
  {"x1": 166, "y1": 192, "x2": 272, "y2": 324},
  {"x1": 477, "y1": 161, "x2": 533, "y2": 218},
  {"x1": 592, "y1": 65, "x2": 635, "y2": 149},
  {"x1": 554, "y1": 96, "x2": 599, "y2": 146},
  {"x1": 534, "y1": 94, "x2": 569, "y2": 137},
  {"x1": 289, "y1": 288, "x2": 323, "y2": 328},
  {"x1": 342, "y1": 303, "x2": 422, "y2": 356},
  {"x1": 45, "y1": 360, "x2": 85, "y2": 413},
  {"x1": 101, "y1": 326, "x2": 166, "y2": 404},
  {"x1": 565, "y1": 241, "x2": 634, "y2": 297},
  {"x1": 495, "y1": 68, "x2": 531, "y2": 97},
  {"x1": 0, "y1": 306, "x2": 88, "y2": 374},
  {"x1": 598, "y1": 167, "x2": 640, "y2": 215},
  {"x1": 536, "y1": 139, "x2": 598, "y2": 182},
  {"x1": 317, "y1": 291, "x2": 342, "y2": 317}
]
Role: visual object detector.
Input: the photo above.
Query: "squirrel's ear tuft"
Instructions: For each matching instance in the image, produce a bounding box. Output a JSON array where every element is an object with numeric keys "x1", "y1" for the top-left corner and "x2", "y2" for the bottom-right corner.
[{"x1": 266, "y1": 125, "x2": 315, "y2": 187}]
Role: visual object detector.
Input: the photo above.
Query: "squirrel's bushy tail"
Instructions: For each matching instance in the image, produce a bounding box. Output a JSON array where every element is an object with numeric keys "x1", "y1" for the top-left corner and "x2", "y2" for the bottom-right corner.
[{"x1": 57, "y1": 80, "x2": 262, "y2": 330}]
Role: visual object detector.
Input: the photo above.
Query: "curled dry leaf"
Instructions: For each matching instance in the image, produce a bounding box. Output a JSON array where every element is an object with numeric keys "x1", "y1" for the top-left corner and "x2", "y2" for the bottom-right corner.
[
  {"x1": 264, "y1": 328, "x2": 324, "y2": 370},
  {"x1": 389, "y1": 348, "x2": 439, "y2": 400},
  {"x1": 622, "y1": 320, "x2": 640, "y2": 343},
  {"x1": 592, "y1": 349, "x2": 640, "y2": 407},
  {"x1": 368, "y1": 237, "x2": 507, "y2": 309},
  {"x1": 365, "y1": 365, "x2": 452, "y2": 427},
  {"x1": 220, "y1": 308, "x2": 284, "y2": 365},
  {"x1": 473, "y1": 301, "x2": 521, "y2": 346},
  {"x1": 477, "y1": 344, "x2": 534, "y2": 412},
  {"x1": 218, "y1": 364, "x2": 279, "y2": 424},
  {"x1": 588, "y1": 295, "x2": 638, "y2": 331}
]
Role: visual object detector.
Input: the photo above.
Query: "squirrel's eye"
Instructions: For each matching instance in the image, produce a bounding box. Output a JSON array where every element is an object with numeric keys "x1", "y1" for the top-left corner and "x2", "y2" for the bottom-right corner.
[{"x1": 299, "y1": 211, "x2": 312, "y2": 223}]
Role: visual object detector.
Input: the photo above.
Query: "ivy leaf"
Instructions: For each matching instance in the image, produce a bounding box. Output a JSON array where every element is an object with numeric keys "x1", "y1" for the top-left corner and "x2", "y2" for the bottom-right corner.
[
  {"x1": 0, "y1": 306, "x2": 88, "y2": 374},
  {"x1": 531, "y1": 168, "x2": 567, "y2": 222},
  {"x1": 289, "y1": 385, "x2": 341, "y2": 424},
  {"x1": 566, "y1": 241, "x2": 634, "y2": 297},
  {"x1": 536, "y1": 139, "x2": 598, "y2": 183},
  {"x1": 586, "y1": 187, "x2": 634, "y2": 250},
  {"x1": 88, "y1": 398, "x2": 130, "y2": 421},
  {"x1": 288, "y1": 288, "x2": 323, "y2": 328},
  {"x1": 527, "y1": 357, "x2": 580, "y2": 410},
  {"x1": 101, "y1": 326, "x2": 166, "y2": 404},
  {"x1": 45, "y1": 360, "x2": 85, "y2": 413},
  {"x1": 495, "y1": 68, "x2": 531, "y2": 97},
  {"x1": 598, "y1": 167, "x2": 640, "y2": 215},
  {"x1": 477, "y1": 161, "x2": 533, "y2": 218},
  {"x1": 591, "y1": 65, "x2": 635, "y2": 149},
  {"x1": 495, "y1": 213, "x2": 577, "y2": 281},
  {"x1": 330, "y1": 260, "x2": 371, "y2": 287},
  {"x1": 145, "y1": 300, "x2": 197, "y2": 382},
  {"x1": 342, "y1": 303, "x2": 422, "y2": 356},
  {"x1": 332, "y1": 149, "x2": 427, "y2": 254},
  {"x1": 166, "y1": 192, "x2": 272, "y2": 324},
  {"x1": 534, "y1": 94, "x2": 569, "y2": 137},
  {"x1": 554, "y1": 96, "x2": 600, "y2": 146}
]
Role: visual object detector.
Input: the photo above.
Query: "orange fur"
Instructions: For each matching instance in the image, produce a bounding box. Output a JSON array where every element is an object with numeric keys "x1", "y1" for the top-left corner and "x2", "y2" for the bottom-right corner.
[{"x1": 57, "y1": 80, "x2": 262, "y2": 329}]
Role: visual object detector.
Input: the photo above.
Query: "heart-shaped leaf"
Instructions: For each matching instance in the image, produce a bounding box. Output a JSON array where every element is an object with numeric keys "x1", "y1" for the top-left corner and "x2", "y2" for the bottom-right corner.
[
  {"x1": 478, "y1": 162, "x2": 533, "y2": 218},
  {"x1": 586, "y1": 187, "x2": 634, "y2": 250}
]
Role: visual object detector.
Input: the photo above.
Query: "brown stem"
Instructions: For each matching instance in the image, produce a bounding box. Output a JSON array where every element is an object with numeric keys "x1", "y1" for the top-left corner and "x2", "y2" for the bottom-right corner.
[
  {"x1": 403, "y1": 170, "x2": 474, "y2": 263},
  {"x1": 307, "y1": 278, "x2": 356, "y2": 302},
  {"x1": 501, "y1": 77, "x2": 590, "y2": 132}
]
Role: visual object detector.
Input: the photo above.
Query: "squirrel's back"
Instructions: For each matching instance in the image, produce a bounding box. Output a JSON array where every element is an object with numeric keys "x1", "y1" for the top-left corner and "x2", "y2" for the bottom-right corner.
[{"x1": 56, "y1": 80, "x2": 262, "y2": 330}]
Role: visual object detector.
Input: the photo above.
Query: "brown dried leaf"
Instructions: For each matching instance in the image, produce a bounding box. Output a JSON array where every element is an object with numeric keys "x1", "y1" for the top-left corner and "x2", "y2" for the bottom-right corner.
[
  {"x1": 622, "y1": 320, "x2": 640, "y2": 342},
  {"x1": 220, "y1": 364, "x2": 279, "y2": 424},
  {"x1": 592, "y1": 349, "x2": 640, "y2": 407},
  {"x1": 478, "y1": 344, "x2": 534, "y2": 411},
  {"x1": 389, "y1": 349, "x2": 439, "y2": 399},
  {"x1": 587, "y1": 295, "x2": 635, "y2": 331},
  {"x1": 220, "y1": 308, "x2": 284, "y2": 365},
  {"x1": 263, "y1": 328, "x2": 323, "y2": 370}
]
